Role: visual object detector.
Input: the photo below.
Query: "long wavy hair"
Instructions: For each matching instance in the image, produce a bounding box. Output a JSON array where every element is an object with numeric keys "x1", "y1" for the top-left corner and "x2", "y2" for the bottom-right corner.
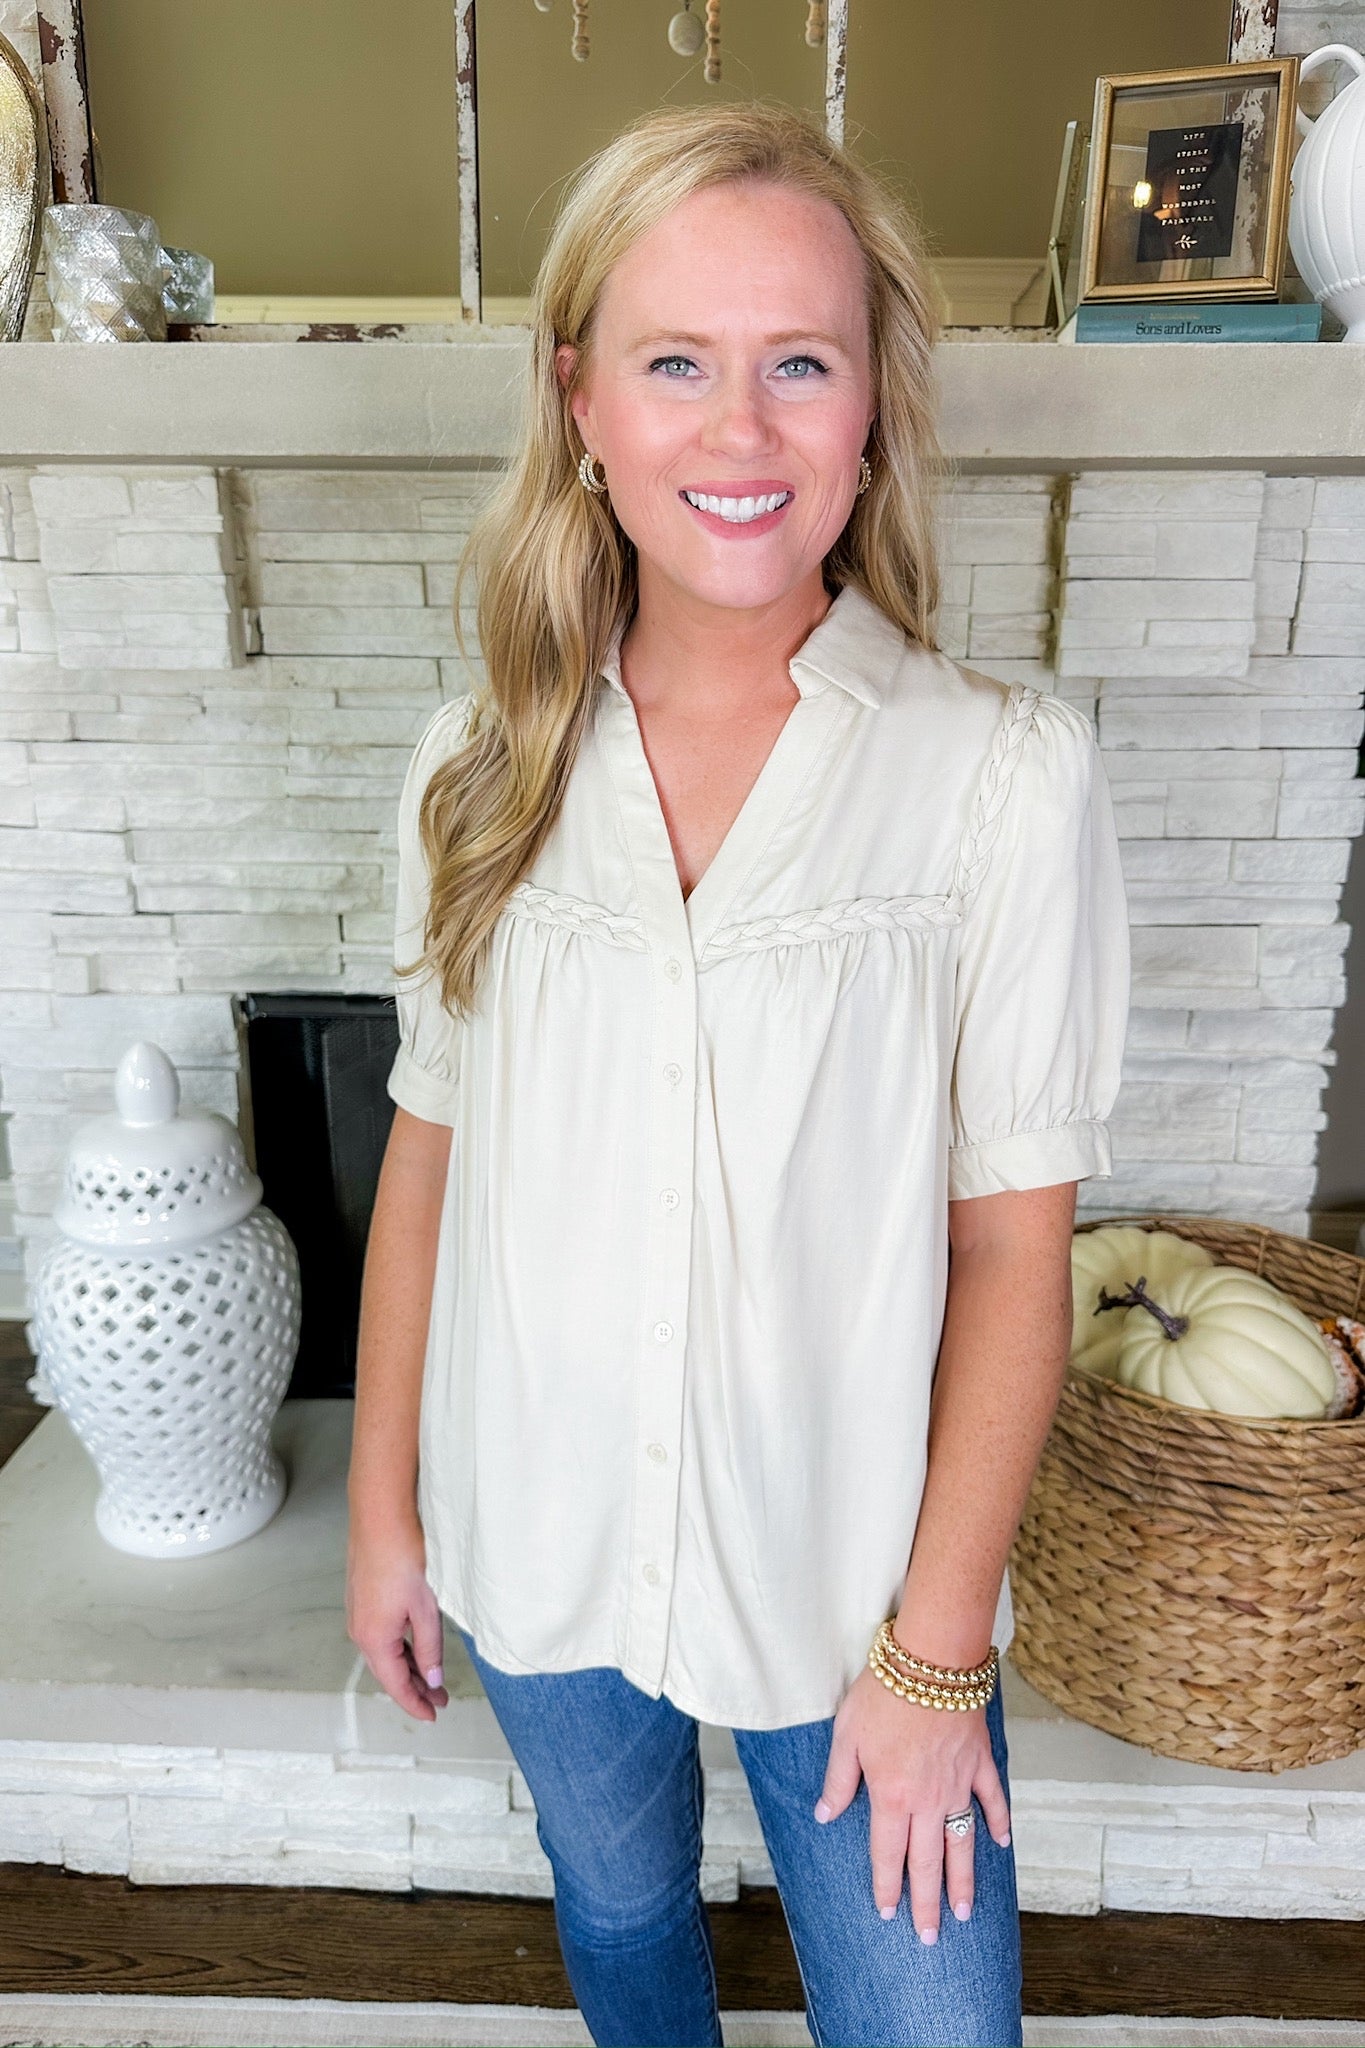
[{"x1": 404, "y1": 97, "x2": 945, "y2": 1019}]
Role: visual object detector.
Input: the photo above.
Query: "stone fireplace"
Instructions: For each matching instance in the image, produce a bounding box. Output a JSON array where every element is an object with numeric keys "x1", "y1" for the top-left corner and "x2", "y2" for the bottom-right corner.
[
  {"x1": 3, "y1": 409, "x2": 1364, "y2": 1291},
  {"x1": 2, "y1": 338, "x2": 1365, "y2": 1917}
]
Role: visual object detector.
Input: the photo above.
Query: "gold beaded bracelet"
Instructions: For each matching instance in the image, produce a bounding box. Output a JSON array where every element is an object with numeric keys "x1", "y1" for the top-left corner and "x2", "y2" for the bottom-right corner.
[
  {"x1": 868, "y1": 1647, "x2": 995, "y2": 1711},
  {"x1": 868, "y1": 1654, "x2": 994, "y2": 1711},
  {"x1": 879, "y1": 1622, "x2": 998, "y2": 1687},
  {"x1": 874, "y1": 1630, "x2": 998, "y2": 1705},
  {"x1": 867, "y1": 1621, "x2": 999, "y2": 1712},
  {"x1": 874, "y1": 1623, "x2": 999, "y2": 1689},
  {"x1": 874, "y1": 1664, "x2": 995, "y2": 1708}
]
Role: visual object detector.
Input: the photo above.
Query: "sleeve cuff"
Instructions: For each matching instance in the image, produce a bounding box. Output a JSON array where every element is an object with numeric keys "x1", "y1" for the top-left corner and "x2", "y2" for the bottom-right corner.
[
  {"x1": 947, "y1": 1116, "x2": 1112, "y2": 1201},
  {"x1": 386, "y1": 1044, "x2": 461, "y2": 1127}
]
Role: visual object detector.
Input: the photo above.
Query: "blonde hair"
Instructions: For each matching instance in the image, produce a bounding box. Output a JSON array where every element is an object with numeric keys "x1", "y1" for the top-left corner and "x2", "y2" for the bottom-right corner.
[{"x1": 405, "y1": 97, "x2": 945, "y2": 1019}]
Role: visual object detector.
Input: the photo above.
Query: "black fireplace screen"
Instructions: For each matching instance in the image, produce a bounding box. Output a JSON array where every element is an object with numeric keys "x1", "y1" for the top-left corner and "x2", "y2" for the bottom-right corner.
[{"x1": 240, "y1": 994, "x2": 400, "y2": 1397}]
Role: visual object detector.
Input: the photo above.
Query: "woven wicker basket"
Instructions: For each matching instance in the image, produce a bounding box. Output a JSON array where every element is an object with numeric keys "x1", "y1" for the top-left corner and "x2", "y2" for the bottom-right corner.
[{"x1": 1006, "y1": 1212, "x2": 1365, "y2": 1772}]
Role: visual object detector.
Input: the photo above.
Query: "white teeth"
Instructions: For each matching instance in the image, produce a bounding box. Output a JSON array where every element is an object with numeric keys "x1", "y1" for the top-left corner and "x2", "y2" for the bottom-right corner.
[{"x1": 683, "y1": 489, "x2": 790, "y2": 523}]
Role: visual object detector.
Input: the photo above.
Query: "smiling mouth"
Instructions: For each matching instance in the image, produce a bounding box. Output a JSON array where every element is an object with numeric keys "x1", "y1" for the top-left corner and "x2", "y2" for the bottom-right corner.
[{"x1": 680, "y1": 487, "x2": 793, "y2": 524}]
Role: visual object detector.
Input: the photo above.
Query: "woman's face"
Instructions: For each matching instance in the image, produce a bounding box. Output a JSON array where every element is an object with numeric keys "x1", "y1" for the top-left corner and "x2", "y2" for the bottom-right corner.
[{"x1": 559, "y1": 178, "x2": 877, "y2": 619}]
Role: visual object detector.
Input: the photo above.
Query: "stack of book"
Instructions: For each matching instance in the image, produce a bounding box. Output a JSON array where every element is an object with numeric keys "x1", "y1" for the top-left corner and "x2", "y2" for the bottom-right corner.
[{"x1": 1061, "y1": 299, "x2": 1323, "y2": 344}]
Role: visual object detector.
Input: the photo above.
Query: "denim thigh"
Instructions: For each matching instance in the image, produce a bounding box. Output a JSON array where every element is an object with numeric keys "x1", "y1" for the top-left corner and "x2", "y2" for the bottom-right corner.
[
  {"x1": 733, "y1": 1683, "x2": 1024, "y2": 2048},
  {"x1": 454, "y1": 1626, "x2": 722, "y2": 2048}
]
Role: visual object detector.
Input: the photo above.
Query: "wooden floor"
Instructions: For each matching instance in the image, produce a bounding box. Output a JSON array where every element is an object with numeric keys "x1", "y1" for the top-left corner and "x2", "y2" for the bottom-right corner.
[
  {"x1": 0, "y1": 1862, "x2": 1363, "y2": 2020},
  {"x1": 3, "y1": 1323, "x2": 1363, "y2": 2022}
]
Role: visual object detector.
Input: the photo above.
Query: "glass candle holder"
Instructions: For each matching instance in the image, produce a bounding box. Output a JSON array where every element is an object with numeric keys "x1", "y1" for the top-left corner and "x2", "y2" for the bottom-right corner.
[
  {"x1": 160, "y1": 243, "x2": 214, "y2": 324},
  {"x1": 41, "y1": 203, "x2": 168, "y2": 341}
]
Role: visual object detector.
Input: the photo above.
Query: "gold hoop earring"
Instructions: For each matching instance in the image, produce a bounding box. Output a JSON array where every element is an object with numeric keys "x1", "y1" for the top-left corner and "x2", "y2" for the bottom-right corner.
[
  {"x1": 578, "y1": 450, "x2": 608, "y2": 495},
  {"x1": 856, "y1": 455, "x2": 873, "y2": 496}
]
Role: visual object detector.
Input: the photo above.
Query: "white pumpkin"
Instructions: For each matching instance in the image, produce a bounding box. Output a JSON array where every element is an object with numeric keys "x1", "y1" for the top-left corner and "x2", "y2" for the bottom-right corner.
[
  {"x1": 1070, "y1": 1226, "x2": 1213, "y2": 1379},
  {"x1": 1112, "y1": 1262, "x2": 1337, "y2": 1419}
]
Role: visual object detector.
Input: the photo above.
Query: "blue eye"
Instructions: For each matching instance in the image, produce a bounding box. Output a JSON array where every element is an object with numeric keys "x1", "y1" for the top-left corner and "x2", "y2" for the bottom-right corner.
[{"x1": 646, "y1": 353, "x2": 830, "y2": 378}]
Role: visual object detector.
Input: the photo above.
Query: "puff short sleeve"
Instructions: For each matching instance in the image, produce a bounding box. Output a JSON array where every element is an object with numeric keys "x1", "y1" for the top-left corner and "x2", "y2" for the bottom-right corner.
[
  {"x1": 385, "y1": 694, "x2": 477, "y2": 1127},
  {"x1": 946, "y1": 689, "x2": 1130, "y2": 1201}
]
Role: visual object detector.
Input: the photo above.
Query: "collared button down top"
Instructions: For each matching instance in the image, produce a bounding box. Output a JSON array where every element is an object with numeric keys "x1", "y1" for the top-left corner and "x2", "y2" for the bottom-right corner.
[{"x1": 387, "y1": 581, "x2": 1131, "y2": 1730}]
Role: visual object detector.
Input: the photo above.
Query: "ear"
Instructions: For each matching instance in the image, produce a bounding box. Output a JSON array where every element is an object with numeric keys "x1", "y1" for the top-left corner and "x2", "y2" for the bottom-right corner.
[{"x1": 556, "y1": 341, "x2": 595, "y2": 445}]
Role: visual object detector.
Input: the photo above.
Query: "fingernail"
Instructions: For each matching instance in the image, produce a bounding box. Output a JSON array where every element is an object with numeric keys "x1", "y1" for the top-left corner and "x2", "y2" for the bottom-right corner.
[
  {"x1": 918, "y1": 1925, "x2": 938, "y2": 1944},
  {"x1": 999, "y1": 1830, "x2": 1011, "y2": 1847},
  {"x1": 954, "y1": 1900, "x2": 972, "y2": 1921},
  {"x1": 426, "y1": 1666, "x2": 444, "y2": 1687},
  {"x1": 814, "y1": 1799, "x2": 831, "y2": 1822},
  {"x1": 879, "y1": 1906, "x2": 896, "y2": 1921}
]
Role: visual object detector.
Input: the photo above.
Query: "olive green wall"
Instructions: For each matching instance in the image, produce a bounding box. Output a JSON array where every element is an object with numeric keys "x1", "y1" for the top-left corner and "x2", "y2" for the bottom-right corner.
[
  {"x1": 82, "y1": 0, "x2": 462, "y2": 296},
  {"x1": 83, "y1": 0, "x2": 1231, "y2": 299},
  {"x1": 475, "y1": 0, "x2": 823, "y2": 299},
  {"x1": 848, "y1": 0, "x2": 1231, "y2": 263}
]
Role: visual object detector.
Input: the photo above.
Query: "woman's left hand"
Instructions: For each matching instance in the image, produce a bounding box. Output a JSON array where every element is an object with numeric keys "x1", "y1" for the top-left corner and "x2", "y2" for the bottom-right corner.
[{"x1": 813, "y1": 1664, "x2": 1012, "y2": 1937}]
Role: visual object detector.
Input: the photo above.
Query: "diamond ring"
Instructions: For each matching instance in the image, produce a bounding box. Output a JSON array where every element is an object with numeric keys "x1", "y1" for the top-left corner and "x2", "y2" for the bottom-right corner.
[{"x1": 943, "y1": 1807, "x2": 975, "y2": 1838}]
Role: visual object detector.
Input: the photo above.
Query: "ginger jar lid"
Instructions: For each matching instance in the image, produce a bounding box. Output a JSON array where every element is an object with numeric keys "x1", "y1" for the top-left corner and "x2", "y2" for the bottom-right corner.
[{"x1": 52, "y1": 1040, "x2": 262, "y2": 1249}]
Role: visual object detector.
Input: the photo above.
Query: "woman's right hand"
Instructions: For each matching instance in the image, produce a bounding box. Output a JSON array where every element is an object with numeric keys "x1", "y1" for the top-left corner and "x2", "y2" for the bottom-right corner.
[{"x1": 346, "y1": 1515, "x2": 451, "y2": 1722}]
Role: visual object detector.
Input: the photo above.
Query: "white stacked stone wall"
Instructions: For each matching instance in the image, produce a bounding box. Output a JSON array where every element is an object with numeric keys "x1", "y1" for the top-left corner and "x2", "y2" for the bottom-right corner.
[
  {"x1": 1, "y1": 1730, "x2": 1363, "y2": 1915},
  {"x1": 2, "y1": 462, "x2": 1364, "y2": 1293},
  {"x1": 1277, "y1": 4, "x2": 1365, "y2": 63}
]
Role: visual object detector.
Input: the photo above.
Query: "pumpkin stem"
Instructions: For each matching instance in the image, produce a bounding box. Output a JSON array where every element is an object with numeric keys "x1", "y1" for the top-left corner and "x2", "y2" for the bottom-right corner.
[{"x1": 1093, "y1": 1273, "x2": 1190, "y2": 1340}]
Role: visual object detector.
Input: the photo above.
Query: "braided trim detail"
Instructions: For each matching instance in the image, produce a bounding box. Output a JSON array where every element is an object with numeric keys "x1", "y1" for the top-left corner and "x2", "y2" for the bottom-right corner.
[
  {"x1": 448, "y1": 690, "x2": 477, "y2": 740},
  {"x1": 949, "y1": 683, "x2": 1042, "y2": 913},
  {"x1": 427, "y1": 688, "x2": 478, "y2": 753},
  {"x1": 503, "y1": 882, "x2": 647, "y2": 951},
  {"x1": 705, "y1": 892, "x2": 960, "y2": 957}
]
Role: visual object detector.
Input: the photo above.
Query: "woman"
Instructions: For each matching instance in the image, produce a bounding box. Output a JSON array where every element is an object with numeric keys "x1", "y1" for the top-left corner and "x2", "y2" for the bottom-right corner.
[{"x1": 347, "y1": 98, "x2": 1129, "y2": 2048}]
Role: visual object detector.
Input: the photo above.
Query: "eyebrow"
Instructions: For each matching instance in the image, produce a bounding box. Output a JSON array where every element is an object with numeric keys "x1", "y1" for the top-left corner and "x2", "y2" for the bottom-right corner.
[{"x1": 627, "y1": 328, "x2": 852, "y2": 353}]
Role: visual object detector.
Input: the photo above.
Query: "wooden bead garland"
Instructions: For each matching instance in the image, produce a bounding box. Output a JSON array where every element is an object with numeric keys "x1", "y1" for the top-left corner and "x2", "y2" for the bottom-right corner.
[{"x1": 704, "y1": 0, "x2": 721, "y2": 81}]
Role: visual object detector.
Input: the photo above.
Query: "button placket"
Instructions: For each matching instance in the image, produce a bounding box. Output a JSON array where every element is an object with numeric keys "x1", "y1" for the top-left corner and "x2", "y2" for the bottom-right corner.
[
  {"x1": 598, "y1": 681, "x2": 850, "y2": 1691},
  {"x1": 598, "y1": 695, "x2": 701, "y2": 1691},
  {"x1": 623, "y1": 927, "x2": 698, "y2": 1682}
]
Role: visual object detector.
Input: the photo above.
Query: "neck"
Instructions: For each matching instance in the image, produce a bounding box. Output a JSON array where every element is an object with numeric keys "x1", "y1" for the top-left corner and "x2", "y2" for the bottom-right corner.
[{"x1": 619, "y1": 563, "x2": 833, "y2": 716}]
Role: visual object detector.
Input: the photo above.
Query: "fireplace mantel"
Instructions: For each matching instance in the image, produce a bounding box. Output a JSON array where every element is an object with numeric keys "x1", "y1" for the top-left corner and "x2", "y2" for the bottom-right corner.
[{"x1": 3, "y1": 337, "x2": 1365, "y2": 471}]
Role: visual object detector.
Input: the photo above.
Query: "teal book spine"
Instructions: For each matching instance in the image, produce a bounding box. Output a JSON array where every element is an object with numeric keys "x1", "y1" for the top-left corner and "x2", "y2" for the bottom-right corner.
[{"x1": 1074, "y1": 301, "x2": 1323, "y2": 343}]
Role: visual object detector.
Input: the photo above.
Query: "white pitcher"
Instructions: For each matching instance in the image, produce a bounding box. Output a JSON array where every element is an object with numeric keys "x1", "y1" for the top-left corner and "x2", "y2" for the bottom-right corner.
[{"x1": 1288, "y1": 43, "x2": 1365, "y2": 341}]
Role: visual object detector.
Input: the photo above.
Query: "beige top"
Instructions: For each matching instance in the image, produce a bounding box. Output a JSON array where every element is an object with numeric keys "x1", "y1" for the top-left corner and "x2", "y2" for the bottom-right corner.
[{"x1": 387, "y1": 581, "x2": 1131, "y2": 1728}]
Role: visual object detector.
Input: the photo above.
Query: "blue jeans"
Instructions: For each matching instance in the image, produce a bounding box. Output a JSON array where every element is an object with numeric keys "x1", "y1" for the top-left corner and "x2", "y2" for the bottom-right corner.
[{"x1": 457, "y1": 1626, "x2": 1024, "y2": 2048}]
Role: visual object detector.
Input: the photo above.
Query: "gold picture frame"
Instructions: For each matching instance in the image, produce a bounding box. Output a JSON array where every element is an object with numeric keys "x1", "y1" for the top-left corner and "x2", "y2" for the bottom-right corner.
[{"x1": 1078, "y1": 57, "x2": 1299, "y2": 304}]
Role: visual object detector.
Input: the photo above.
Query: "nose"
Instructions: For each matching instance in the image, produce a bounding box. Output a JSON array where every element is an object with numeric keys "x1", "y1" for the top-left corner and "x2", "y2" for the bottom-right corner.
[{"x1": 701, "y1": 366, "x2": 781, "y2": 458}]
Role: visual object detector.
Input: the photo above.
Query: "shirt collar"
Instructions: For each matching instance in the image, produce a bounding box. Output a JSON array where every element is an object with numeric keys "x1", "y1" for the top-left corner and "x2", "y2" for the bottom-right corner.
[{"x1": 596, "y1": 581, "x2": 905, "y2": 711}]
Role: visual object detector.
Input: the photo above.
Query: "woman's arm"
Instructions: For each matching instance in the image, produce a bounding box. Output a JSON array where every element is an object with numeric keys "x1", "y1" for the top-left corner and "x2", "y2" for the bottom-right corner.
[
  {"x1": 345, "y1": 1104, "x2": 454, "y2": 1722},
  {"x1": 893, "y1": 1178, "x2": 1077, "y2": 1668},
  {"x1": 815, "y1": 1178, "x2": 1077, "y2": 1937}
]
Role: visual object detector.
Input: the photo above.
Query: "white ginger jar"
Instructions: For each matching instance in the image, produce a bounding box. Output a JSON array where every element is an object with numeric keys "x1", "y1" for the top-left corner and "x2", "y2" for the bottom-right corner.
[
  {"x1": 1287, "y1": 43, "x2": 1365, "y2": 342},
  {"x1": 30, "y1": 1040, "x2": 301, "y2": 1558}
]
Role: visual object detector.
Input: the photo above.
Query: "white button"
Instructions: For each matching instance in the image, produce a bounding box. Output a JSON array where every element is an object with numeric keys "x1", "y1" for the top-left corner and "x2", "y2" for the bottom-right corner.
[
  {"x1": 660, "y1": 1187, "x2": 679, "y2": 1210},
  {"x1": 642, "y1": 1562, "x2": 661, "y2": 1585},
  {"x1": 664, "y1": 957, "x2": 682, "y2": 981},
  {"x1": 663, "y1": 1062, "x2": 682, "y2": 1085},
  {"x1": 653, "y1": 1320, "x2": 674, "y2": 1343},
  {"x1": 647, "y1": 1441, "x2": 667, "y2": 1463}
]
